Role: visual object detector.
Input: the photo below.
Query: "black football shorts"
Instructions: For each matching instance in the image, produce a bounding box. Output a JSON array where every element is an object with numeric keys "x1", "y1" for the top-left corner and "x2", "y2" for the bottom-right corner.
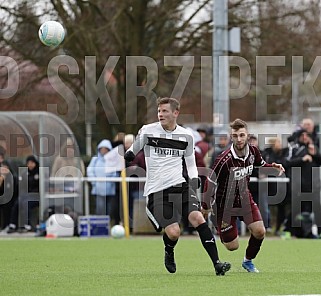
[{"x1": 146, "y1": 182, "x2": 200, "y2": 232}]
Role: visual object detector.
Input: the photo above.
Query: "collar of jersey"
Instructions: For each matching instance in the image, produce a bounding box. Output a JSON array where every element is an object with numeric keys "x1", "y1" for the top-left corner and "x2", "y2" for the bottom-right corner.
[
  {"x1": 161, "y1": 124, "x2": 177, "y2": 133},
  {"x1": 231, "y1": 144, "x2": 249, "y2": 161}
]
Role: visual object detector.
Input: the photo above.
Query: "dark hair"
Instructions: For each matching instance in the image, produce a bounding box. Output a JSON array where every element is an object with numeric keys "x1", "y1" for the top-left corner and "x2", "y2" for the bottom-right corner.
[
  {"x1": 197, "y1": 125, "x2": 209, "y2": 134},
  {"x1": 26, "y1": 155, "x2": 39, "y2": 165},
  {"x1": 156, "y1": 97, "x2": 180, "y2": 111},
  {"x1": 230, "y1": 118, "x2": 248, "y2": 131}
]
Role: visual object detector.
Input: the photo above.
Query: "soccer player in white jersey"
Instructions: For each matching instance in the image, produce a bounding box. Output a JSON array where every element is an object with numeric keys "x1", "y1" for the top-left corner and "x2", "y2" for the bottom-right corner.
[{"x1": 124, "y1": 97, "x2": 230, "y2": 276}]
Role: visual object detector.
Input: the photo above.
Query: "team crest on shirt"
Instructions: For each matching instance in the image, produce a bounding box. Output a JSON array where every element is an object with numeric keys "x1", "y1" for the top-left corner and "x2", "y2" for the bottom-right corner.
[{"x1": 249, "y1": 155, "x2": 255, "y2": 164}]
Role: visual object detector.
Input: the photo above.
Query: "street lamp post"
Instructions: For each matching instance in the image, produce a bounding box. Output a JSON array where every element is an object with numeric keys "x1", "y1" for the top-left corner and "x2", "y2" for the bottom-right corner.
[{"x1": 213, "y1": 0, "x2": 229, "y2": 136}]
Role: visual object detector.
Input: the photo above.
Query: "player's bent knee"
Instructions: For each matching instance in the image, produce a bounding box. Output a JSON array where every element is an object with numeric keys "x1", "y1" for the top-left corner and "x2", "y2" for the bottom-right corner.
[
  {"x1": 165, "y1": 224, "x2": 181, "y2": 240},
  {"x1": 224, "y1": 240, "x2": 239, "y2": 251},
  {"x1": 248, "y1": 221, "x2": 266, "y2": 239},
  {"x1": 188, "y1": 211, "x2": 205, "y2": 228},
  {"x1": 253, "y1": 228, "x2": 266, "y2": 239}
]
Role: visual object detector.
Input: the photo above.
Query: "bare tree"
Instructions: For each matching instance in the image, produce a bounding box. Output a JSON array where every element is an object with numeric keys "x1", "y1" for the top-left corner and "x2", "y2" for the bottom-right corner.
[
  {"x1": 0, "y1": 0, "x2": 212, "y2": 151},
  {"x1": 2, "y1": 0, "x2": 320, "y2": 149},
  {"x1": 227, "y1": 0, "x2": 321, "y2": 122}
]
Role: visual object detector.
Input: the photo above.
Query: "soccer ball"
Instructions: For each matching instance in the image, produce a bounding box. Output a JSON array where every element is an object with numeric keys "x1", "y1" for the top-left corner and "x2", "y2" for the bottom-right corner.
[
  {"x1": 111, "y1": 225, "x2": 125, "y2": 239},
  {"x1": 38, "y1": 21, "x2": 65, "y2": 47}
]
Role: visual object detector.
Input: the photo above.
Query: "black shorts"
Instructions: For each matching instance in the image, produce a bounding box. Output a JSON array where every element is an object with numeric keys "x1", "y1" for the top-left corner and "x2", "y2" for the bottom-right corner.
[{"x1": 146, "y1": 182, "x2": 200, "y2": 232}]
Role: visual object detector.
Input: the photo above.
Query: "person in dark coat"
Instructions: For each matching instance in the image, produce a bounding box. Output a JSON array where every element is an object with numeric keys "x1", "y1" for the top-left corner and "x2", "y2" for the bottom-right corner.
[
  {"x1": 7, "y1": 155, "x2": 40, "y2": 233},
  {"x1": 286, "y1": 129, "x2": 321, "y2": 237}
]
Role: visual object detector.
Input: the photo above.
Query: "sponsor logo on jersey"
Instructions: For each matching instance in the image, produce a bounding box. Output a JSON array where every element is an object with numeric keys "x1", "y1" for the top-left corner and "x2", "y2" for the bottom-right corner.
[
  {"x1": 233, "y1": 164, "x2": 254, "y2": 180},
  {"x1": 154, "y1": 147, "x2": 182, "y2": 156},
  {"x1": 220, "y1": 221, "x2": 233, "y2": 232},
  {"x1": 152, "y1": 139, "x2": 159, "y2": 146}
]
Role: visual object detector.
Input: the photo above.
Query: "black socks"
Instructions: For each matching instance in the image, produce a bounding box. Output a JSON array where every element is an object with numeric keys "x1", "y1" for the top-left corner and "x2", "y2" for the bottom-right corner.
[
  {"x1": 196, "y1": 222, "x2": 220, "y2": 265},
  {"x1": 163, "y1": 232, "x2": 178, "y2": 253}
]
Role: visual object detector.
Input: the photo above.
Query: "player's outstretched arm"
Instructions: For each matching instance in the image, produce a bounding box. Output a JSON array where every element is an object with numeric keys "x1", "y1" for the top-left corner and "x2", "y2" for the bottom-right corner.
[{"x1": 271, "y1": 162, "x2": 285, "y2": 176}]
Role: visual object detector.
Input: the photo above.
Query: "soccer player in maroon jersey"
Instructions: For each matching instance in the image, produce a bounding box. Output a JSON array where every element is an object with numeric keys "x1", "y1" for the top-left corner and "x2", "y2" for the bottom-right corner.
[{"x1": 203, "y1": 119, "x2": 285, "y2": 273}]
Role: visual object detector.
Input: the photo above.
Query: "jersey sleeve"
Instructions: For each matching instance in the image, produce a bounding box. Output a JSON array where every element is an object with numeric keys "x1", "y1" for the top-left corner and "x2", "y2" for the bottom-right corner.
[
  {"x1": 184, "y1": 132, "x2": 198, "y2": 179},
  {"x1": 253, "y1": 145, "x2": 273, "y2": 167},
  {"x1": 126, "y1": 125, "x2": 148, "y2": 156}
]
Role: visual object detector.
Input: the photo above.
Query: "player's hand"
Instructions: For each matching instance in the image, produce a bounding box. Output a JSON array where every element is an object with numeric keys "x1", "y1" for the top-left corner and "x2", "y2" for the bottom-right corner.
[
  {"x1": 271, "y1": 162, "x2": 285, "y2": 176},
  {"x1": 200, "y1": 203, "x2": 211, "y2": 219}
]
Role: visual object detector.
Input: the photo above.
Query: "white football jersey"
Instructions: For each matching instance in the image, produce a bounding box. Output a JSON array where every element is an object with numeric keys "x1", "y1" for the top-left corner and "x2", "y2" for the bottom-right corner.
[{"x1": 128, "y1": 122, "x2": 198, "y2": 196}]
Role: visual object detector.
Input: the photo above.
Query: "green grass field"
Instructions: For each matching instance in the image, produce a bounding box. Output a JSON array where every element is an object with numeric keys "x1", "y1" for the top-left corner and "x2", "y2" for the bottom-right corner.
[{"x1": 0, "y1": 236, "x2": 320, "y2": 296}]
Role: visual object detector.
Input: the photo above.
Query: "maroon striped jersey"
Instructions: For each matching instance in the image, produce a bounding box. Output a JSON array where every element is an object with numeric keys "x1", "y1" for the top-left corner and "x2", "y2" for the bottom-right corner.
[{"x1": 207, "y1": 144, "x2": 273, "y2": 209}]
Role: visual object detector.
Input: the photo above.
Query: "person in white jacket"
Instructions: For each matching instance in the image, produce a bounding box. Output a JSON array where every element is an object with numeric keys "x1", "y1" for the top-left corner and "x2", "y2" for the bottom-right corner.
[{"x1": 87, "y1": 139, "x2": 123, "y2": 224}]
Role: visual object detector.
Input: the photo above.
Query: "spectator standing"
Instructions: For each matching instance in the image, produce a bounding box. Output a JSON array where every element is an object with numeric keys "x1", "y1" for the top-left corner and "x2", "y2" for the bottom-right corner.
[
  {"x1": 286, "y1": 128, "x2": 321, "y2": 237},
  {"x1": 7, "y1": 155, "x2": 40, "y2": 233},
  {"x1": 87, "y1": 139, "x2": 122, "y2": 225}
]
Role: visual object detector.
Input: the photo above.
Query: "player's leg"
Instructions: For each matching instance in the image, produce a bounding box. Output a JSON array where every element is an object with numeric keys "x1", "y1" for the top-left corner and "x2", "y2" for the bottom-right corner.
[
  {"x1": 245, "y1": 220, "x2": 265, "y2": 259},
  {"x1": 213, "y1": 213, "x2": 240, "y2": 252},
  {"x1": 242, "y1": 201, "x2": 265, "y2": 273},
  {"x1": 220, "y1": 219, "x2": 240, "y2": 252},
  {"x1": 162, "y1": 193, "x2": 182, "y2": 274},
  {"x1": 210, "y1": 206, "x2": 240, "y2": 251},
  {"x1": 163, "y1": 223, "x2": 180, "y2": 273},
  {"x1": 185, "y1": 187, "x2": 231, "y2": 276},
  {"x1": 146, "y1": 188, "x2": 181, "y2": 273}
]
